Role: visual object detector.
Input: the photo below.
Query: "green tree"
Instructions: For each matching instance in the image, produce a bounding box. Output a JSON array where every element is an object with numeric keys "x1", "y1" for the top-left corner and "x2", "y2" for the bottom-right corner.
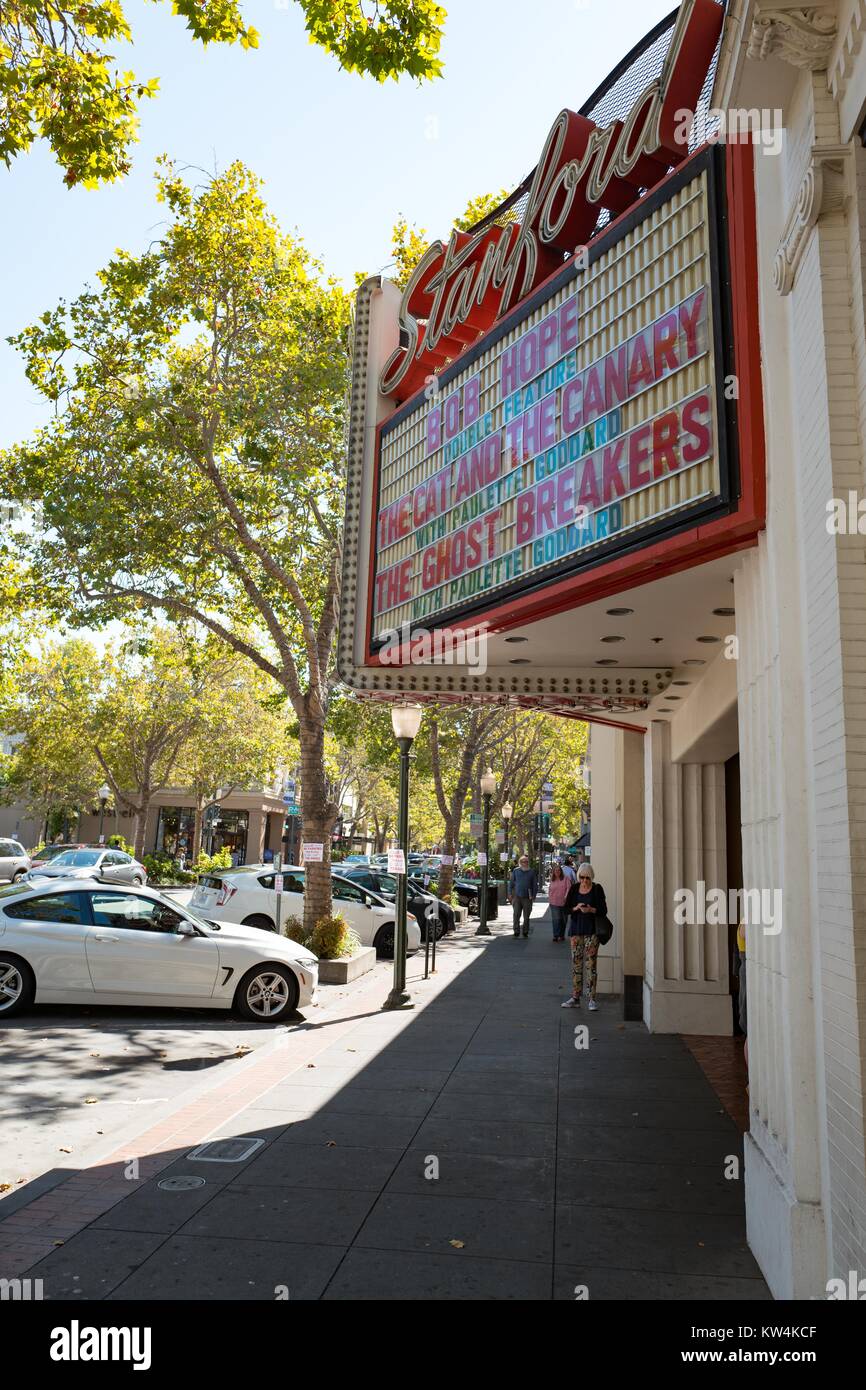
[
  {"x1": 423, "y1": 704, "x2": 508, "y2": 900},
  {"x1": 0, "y1": 637, "x2": 104, "y2": 835},
  {"x1": 0, "y1": 628, "x2": 274, "y2": 859},
  {"x1": 175, "y1": 648, "x2": 290, "y2": 859},
  {"x1": 3, "y1": 160, "x2": 349, "y2": 928},
  {"x1": 1, "y1": 1, "x2": 446, "y2": 186}
]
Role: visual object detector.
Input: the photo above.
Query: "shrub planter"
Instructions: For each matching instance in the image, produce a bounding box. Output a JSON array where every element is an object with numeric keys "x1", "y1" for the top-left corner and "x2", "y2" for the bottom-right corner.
[{"x1": 317, "y1": 946, "x2": 377, "y2": 985}]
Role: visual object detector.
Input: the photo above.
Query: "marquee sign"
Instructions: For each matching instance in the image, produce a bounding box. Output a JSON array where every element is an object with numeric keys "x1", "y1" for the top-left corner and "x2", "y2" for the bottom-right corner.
[
  {"x1": 370, "y1": 144, "x2": 732, "y2": 645},
  {"x1": 339, "y1": 0, "x2": 765, "y2": 714},
  {"x1": 380, "y1": 0, "x2": 725, "y2": 404}
]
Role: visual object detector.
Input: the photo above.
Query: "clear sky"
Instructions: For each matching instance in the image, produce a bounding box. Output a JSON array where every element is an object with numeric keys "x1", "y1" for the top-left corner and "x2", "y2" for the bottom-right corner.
[{"x1": 0, "y1": 0, "x2": 675, "y2": 451}]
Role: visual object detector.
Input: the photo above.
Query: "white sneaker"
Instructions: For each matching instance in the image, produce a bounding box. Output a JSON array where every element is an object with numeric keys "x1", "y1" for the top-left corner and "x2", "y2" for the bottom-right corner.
[
  {"x1": 588, "y1": 999, "x2": 599, "y2": 1011},
  {"x1": 561, "y1": 997, "x2": 580, "y2": 1008}
]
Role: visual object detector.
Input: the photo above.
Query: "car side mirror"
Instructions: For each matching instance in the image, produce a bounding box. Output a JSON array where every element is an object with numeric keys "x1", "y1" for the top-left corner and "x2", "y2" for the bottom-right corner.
[{"x1": 176, "y1": 920, "x2": 196, "y2": 937}]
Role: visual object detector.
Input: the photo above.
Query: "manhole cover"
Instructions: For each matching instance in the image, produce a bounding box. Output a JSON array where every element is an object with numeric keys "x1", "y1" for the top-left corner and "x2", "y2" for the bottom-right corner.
[
  {"x1": 158, "y1": 1176, "x2": 207, "y2": 1192},
  {"x1": 186, "y1": 1137, "x2": 265, "y2": 1163}
]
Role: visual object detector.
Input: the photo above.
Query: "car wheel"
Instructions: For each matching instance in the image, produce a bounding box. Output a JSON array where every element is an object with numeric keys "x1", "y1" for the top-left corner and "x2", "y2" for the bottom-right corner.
[
  {"x1": 132, "y1": 875, "x2": 145, "y2": 887},
  {"x1": 233, "y1": 964, "x2": 299, "y2": 1022},
  {"x1": 0, "y1": 955, "x2": 34, "y2": 1018},
  {"x1": 11, "y1": 870, "x2": 26, "y2": 883},
  {"x1": 468, "y1": 894, "x2": 479, "y2": 916},
  {"x1": 242, "y1": 913, "x2": 277, "y2": 933},
  {"x1": 374, "y1": 924, "x2": 395, "y2": 959}
]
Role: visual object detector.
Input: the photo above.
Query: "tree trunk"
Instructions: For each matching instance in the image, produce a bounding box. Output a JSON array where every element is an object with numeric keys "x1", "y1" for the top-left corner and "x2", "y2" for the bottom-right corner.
[
  {"x1": 436, "y1": 818, "x2": 460, "y2": 902},
  {"x1": 132, "y1": 795, "x2": 150, "y2": 860},
  {"x1": 298, "y1": 707, "x2": 337, "y2": 934},
  {"x1": 192, "y1": 800, "x2": 204, "y2": 860}
]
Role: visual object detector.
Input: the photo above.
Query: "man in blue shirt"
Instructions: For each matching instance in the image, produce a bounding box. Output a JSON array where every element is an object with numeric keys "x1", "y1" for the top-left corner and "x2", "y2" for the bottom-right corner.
[{"x1": 508, "y1": 855, "x2": 538, "y2": 937}]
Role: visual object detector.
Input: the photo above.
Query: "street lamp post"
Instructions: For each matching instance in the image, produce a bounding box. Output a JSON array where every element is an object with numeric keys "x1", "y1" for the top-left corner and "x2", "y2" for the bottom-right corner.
[
  {"x1": 97, "y1": 783, "x2": 111, "y2": 844},
  {"x1": 477, "y1": 767, "x2": 497, "y2": 936},
  {"x1": 501, "y1": 800, "x2": 513, "y2": 869},
  {"x1": 384, "y1": 702, "x2": 423, "y2": 1011}
]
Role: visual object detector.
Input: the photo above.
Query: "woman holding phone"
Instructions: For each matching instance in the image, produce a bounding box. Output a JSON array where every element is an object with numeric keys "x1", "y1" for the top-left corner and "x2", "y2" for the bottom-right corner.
[{"x1": 561, "y1": 863, "x2": 606, "y2": 1011}]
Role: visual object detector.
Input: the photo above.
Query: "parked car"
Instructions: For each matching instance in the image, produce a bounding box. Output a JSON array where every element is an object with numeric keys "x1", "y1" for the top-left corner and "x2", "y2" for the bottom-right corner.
[
  {"x1": 0, "y1": 877, "x2": 317, "y2": 1022},
  {"x1": 338, "y1": 866, "x2": 454, "y2": 938},
  {"x1": 190, "y1": 866, "x2": 420, "y2": 959},
  {"x1": 414, "y1": 875, "x2": 482, "y2": 917},
  {"x1": 26, "y1": 847, "x2": 147, "y2": 887},
  {"x1": 342, "y1": 853, "x2": 371, "y2": 866},
  {"x1": 0, "y1": 839, "x2": 30, "y2": 884},
  {"x1": 28, "y1": 843, "x2": 90, "y2": 871}
]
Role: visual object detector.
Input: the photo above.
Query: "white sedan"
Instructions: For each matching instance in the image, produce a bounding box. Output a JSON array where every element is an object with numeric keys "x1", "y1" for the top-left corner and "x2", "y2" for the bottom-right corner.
[
  {"x1": 191, "y1": 866, "x2": 421, "y2": 958},
  {"x1": 0, "y1": 877, "x2": 318, "y2": 1023}
]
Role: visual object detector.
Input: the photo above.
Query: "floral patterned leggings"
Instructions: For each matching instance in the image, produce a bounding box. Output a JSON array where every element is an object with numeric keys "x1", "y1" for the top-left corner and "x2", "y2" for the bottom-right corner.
[{"x1": 571, "y1": 934, "x2": 599, "y2": 1001}]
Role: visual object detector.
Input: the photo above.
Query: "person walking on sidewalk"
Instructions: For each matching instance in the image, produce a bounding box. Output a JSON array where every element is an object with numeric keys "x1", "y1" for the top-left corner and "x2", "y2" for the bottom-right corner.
[
  {"x1": 548, "y1": 862, "x2": 570, "y2": 942},
  {"x1": 562, "y1": 863, "x2": 606, "y2": 1010},
  {"x1": 508, "y1": 855, "x2": 538, "y2": 937}
]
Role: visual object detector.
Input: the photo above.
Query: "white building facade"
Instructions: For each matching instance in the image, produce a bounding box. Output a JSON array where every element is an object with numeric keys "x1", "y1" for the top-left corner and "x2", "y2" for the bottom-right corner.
[{"x1": 339, "y1": 0, "x2": 866, "y2": 1300}]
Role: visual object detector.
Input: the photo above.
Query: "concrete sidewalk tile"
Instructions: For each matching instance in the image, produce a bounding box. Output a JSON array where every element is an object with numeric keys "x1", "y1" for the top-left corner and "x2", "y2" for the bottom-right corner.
[
  {"x1": 554, "y1": 1158, "x2": 745, "y2": 1214},
  {"x1": 181, "y1": 1183, "x2": 376, "y2": 1247},
  {"x1": 427, "y1": 1089, "x2": 557, "y2": 1125},
  {"x1": 554, "y1": 1264, "x2": 773, "y2": 1301},
  {"x1": 555, "y1": 1204, "x2": 757, "y2": 1279},
  {"x1": 556, "y1": 1096, "x2": 734, "y2": 1131},
  {"x1": 355, "y1": 1191, "x2": 554, "y2": 1264},
  {"x1": 557, "y1": 1121, "x2": 742, "y2": 1167},
  {"x1": 107, "y1": 1234, "x2": 345, "y2": 1301},
  {"x1": 239, "y1": 1140, "x2": 404, "y2": 1192},
  {"x1": 444, "y1": 1069, "x2": 557, "y2": 1099},
  {"x1": 412, "y1": 1115, "x2": 555, "y2": 1160},
  {"x1": 27, "y1": 1228, "x2": 166, "y2": 1300},
  {"x1": 262, "y1": 1111, "x2": 424, "y2": 1150},
  {"x1": 322, "y1": 1246, "x2": 551, "y2": 1300},
  {"x1": 386, "y1": 1147, "x2": 555, "y2": 1202}
]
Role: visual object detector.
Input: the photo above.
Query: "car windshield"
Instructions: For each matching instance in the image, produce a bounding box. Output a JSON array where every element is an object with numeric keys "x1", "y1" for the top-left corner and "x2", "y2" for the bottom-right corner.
[{"x1": 49, "y1": 850, "x2": 102, "y2": 867}]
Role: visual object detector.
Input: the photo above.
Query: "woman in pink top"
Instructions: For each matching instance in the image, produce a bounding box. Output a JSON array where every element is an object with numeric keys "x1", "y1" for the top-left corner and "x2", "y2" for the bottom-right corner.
[{"x1": 547, "y1": 862, "x2": 570, "y2": 941}]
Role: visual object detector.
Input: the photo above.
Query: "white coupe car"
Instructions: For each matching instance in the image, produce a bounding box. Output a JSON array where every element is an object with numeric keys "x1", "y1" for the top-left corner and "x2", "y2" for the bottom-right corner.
[
  {"x1": 0, "y1": 878, "x2": 318, "y2": 1023},
  {"x1": 191, "y1": 866, "x2": 421, "y2": 958}
]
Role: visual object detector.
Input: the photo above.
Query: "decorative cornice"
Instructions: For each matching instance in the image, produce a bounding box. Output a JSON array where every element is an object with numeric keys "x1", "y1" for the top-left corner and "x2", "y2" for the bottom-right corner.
[
  {"x1": 774, "y1": 146, "x2": 852, "y2": 295},
  {"x1": 828, "y1": 0, "x2": 866, "y2": 100},
  {"x1": 748, "y1": 6, "x2": 838, "y2": 70}
]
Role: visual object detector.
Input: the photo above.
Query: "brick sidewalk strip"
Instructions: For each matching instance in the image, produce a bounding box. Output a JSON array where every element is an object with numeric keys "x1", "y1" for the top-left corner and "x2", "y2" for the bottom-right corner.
[{"x1": 0, "y1": 905, "x2": 772, "y2": 1300}]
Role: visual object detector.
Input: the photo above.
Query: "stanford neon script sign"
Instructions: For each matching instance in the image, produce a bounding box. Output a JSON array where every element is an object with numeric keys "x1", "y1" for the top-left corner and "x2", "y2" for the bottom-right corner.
[{"x1": 379, "y1": 0, "x2": 724, "y2": 403}]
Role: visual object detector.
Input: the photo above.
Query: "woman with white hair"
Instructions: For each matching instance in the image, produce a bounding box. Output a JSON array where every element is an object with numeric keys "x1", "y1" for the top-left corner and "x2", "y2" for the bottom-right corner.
[{"x1": 562, "y1": 862, "x2": 606, "y2": 1011}]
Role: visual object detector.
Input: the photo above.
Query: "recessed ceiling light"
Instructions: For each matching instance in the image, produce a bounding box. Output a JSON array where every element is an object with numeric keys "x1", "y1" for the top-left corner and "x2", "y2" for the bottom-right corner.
[
  {"x1": 672, "y1": 681, "x2": 691, "y2": 686},
  {"x1": 684, "y1": 659, "x2": 705, "y2": 666},
  {"x1": 713, "y1": 608, "x2": 735, "y2": 617},
  {"x1": 658, "y1": 708, "x2": 674, "y2": 713},
  {"x1": 596, "y1": 659, "x2": 619, "y2": 666},
  {"x1": 666, "y1": 696, "x2": 681, "y2": 700},
  {"x1": 504, "y1": 636, "x2": 528, "y2": 644},
  {"x1": 509, "y1": 658, "x2": 531, "y2": 664},
  {"x1": 601, "y1": 635, "x2": 625, "y2": 643},
  {"x1": 696, "y1": 635, "x2": 721, "y2": 643},
  {"x1": 651, "y1": 637, "x2": 664, "y2": 643},
  {"x1": 606, "y1": 607, "x2": 633, "y2": 616}
]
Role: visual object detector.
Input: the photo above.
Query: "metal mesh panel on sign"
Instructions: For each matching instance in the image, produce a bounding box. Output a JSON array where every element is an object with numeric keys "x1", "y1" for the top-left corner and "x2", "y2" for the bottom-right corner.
[{"x1": 473, "y1": 1, "x2": 726, "y2": 242}]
